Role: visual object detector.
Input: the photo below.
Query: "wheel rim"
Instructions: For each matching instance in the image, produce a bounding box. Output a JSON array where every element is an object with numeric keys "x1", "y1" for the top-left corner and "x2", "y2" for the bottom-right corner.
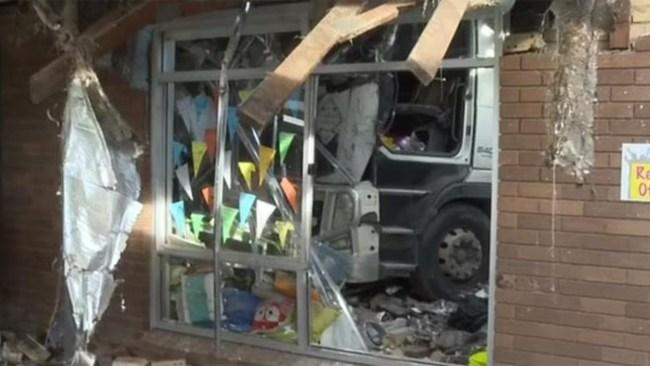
[{"x1": 437, "y1": 228, "x2": 482, "y2": 282}]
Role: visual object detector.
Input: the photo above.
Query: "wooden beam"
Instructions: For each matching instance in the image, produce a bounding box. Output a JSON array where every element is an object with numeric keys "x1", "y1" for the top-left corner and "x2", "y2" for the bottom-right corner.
[
  {"x1": 406, "y1": 0, "x2": 471, "y2": 85},
  {"x1": 239, "y1": 1, "x2": 416, "y2": 128},
  {"x1": 30, "y1": 1, "x2": 157, "y2": 104}
]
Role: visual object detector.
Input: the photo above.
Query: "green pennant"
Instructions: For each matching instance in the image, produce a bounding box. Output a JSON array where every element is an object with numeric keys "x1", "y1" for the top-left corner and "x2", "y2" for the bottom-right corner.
[
  {"x1": 278, "y1": 132, "x2": 296, "y2": 164},
  {"x1": 221, "y1": 206, "x2": 239, "y2": 242}
]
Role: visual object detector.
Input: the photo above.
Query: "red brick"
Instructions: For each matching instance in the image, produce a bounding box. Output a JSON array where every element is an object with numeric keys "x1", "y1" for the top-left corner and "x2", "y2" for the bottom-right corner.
[
  {"x1": 501, "y1": 135, "x2": 546, "y2": 150},
  {"x1": 541, "y1": 71, "x2": 555, "y2": 86},
  {"x1": 501, "y1": 55, "x2": 521, "y2": 70},
  {"x1": 519, "y1": 151, "x2": 546, "y2": 166},
  {"x1": 598, "y1": 69, "x2": 635, "y2": 85},
  {"x1": 495, "y1": 348, "x2": 578, "y2": 366},
  {"x1": 502, "y1": 71, "x2": 542, "y2": 86},
  {"x1": 596, "y1": 86, "x2": 610, "y2": 101},
  {"x1": 513, "y1": 336, "x2": 602, "y2": 361},
  {"x1": 596, "y1": 103, "x2": 634, "y2": 118},
  {"x1": 500, "y1": 150, "x2": 518, "y2": 165},
  {"x1": 539, "y1": 200, "x2": 584, "y2": 216},
  {"x1": 634, "y1": 35, "x2": 650, "y2": 52},
  {"x1": 627, "y1": 303, "x2": 650, "y2": 320},
  {"x1": 500, "y1": 166, "x2": 541, "y2": 182},
  {"x1": 501, "y1": 87, "x2": 519, "y2": 102},
  {"x1": 601, "y1": 347, "x2": 649, "y2": 365},
  {"x1": 635, "y1": 69, "x2": 650, "y2": 84},
  {"x1": 520, "y1": 86, "x2": 552, "y2": 102},
  {"x1": 518, "y1": 182, "x2": 553, "y2": 198},
  {"x1": 498, "y1": 212, "x2": 518, "y2": 228},
  {"x1": 521, "y1": 54, "x2": 558, "y2": 70},
  {"x1": 599, "y1": 52, "x2": 650, "y2": 68},
  {"x1": 517, "y1": 214, "x2": 552, "y2": 230},
  {"x1": 611, "y1": 85, "x2": 650, "y2": 101},
  {"x1": 501, "y1": 118, "x2": 519, "y2": 133},
  {"x1": 501, "y1": 103, "x2": 543, "y2": 118},
  {"x1": 498, "y1": 228, "x2": 540, "y2": 245},
  {"x1": 595, "y1": 119, "x2": 610, "y2": 134},
  {"x1": 519, "y1": 118, "x2": 549, "y2": 134},
  {"x1": 560, "y1": 279, "x2": 650, "y2": 302},
  {"x1": 609, "y1": 119, "x2": 650, "y2": 134},
  {"x1": 633, "y1": 102, "x2": 650, "y2": 117},
  {"x1": 499, "y1": 197, "x2": 540, "y2": 213},
  {"x1": 499, "y1": 182, "x2": 518, "y2": 196}
]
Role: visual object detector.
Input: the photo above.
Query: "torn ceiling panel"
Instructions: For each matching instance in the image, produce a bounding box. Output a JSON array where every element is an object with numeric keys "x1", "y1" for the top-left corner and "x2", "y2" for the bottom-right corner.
[{"x1": 62, "y1": 69, "x2": 142, "y2": 366}]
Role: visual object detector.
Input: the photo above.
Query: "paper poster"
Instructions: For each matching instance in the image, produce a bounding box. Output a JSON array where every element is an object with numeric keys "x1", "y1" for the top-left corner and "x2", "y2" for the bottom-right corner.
[
  {"x1": 176, "y1": 164, "x2": 193, "y2": 200},
  {"x1": 239, "y1": 162, "x2": 256, "y2": 190},
  {"x1": 259, "y1": 146, "x2": 276, "y2": 186},
  {"x1": 170, "y1": 201, "x2": 186, "y2": 237},
  {"x1": 205, "y1": 128, "x2": 217, "y2": 161},
  {"x1": 191, "y1": 213, "x2": 206, "y2": 237},
  {"x1": 222, "y1": 206, "x2": 239, "y2": 242},
  {"x1": 228, "y1": 107, "x2": 239, "y2": 142},
  {"x1": 202, "y1": 186, "x2": 214, "y2": 211},
  {"x1": 279, "y1": 132, "x2": 296, "y2": 164},
  {"x1": 621, "y1": 144, "x2": 650, "y2": 202},
  {"x1": 281, "y1": 177, "x2": 299, "y2": 212},
  {"x1": 173, "y1": 142, "x2": 188, "y2": 167},
  {"x1": 224, "y1": 150, "x2": 232, "y2": 189},
  {"x1": 255, "y1": 200, "x2": 276, "y2": 240},
  {"x1": 239, "y1": 193, "x2": 257, "y2": 229},
  {"x1": 275, "y1": 221, "x2": 294, "y2": 249},
  {"x1": 192, "y1": 141, "x2": 207, "y2": 176}
]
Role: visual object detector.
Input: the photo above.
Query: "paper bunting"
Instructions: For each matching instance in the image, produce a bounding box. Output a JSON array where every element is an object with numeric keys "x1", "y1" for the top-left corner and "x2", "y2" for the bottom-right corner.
[
  {"x1": 202, "y1": 186, "x2": 214, "y2": 211},
  {"x1": 275, "y1": 221, "x2": 294, "y2": 249},
  {"x1": 192, "y1": 141, "x2": 207, "y2": 176},
  {"x1": 278, "y1": 132, "x2": 296, "y2": 164},
  {"x1": 238, "y1": 162, "x2": 256, "y2": 190},
  {"x1": 239, "y1": 193, "x2": 256, "y2": 229},
  {"x1": 191, "y1": 213, "x2": 206, "y2": 237},
  {"x1": 173, "y1": 142, "x2": 188, "y2": 167},
  {"x1": 176, "y1": 164, "x2": 193, "y2": 200},
  {"x1": 255, "y1": 200, "x2": 276, "y2": 240},
  {"x1": 280, "y1": 177, "x2": 299, "y2": 212},
  {"x1": 205, "y1": 128, "x2": 217, "y2": 161},
  {"x1": 224, "y1": 150, "x2": 232, "y2": 189},
  {"x1": 170, "y1": 201, "x2": 186, "y2": 237},
  {"x1": 227, "y1": 107, "x2": 239, "y2": 142},
  {"x1": 259, "y1": 146, "x2": 276, "y2": 186},
  {"x1": 222, "y1": 206, "x2": 239, "y2": 242}
]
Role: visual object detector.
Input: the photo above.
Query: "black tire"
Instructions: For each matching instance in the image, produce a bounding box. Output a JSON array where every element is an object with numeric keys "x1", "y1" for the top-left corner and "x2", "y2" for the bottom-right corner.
[{"x1": 413, "y1": 203, "x2": 490, "y2": 301}]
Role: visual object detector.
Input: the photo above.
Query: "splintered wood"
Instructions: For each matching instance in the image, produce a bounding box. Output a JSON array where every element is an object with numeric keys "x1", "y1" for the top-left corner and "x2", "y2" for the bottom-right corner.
[
  {"x1": 406, "y1": 0, "x2": 471, "y2": 85},
  {"x1": 238, "y1": 1, "x2": 415, "y2": 128}
]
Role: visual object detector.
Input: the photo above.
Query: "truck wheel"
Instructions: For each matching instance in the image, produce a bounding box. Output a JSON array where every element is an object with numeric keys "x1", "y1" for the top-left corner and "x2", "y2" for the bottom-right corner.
[{"x1": 414, "y1": 203, "x2": 490, "y2": 301}]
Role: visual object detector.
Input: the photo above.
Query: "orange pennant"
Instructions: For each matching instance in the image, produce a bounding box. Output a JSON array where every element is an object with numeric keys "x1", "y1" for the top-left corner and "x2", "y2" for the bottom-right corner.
[
  {"x1": 280, "y1": 177, "x2": 299, "y2": 212},
  {"x1": 202, "y1": 186, "x2": 214, "y2": 211},
  {"x1": 205, "y1": 128, "x2": 217, "y2": 161}
]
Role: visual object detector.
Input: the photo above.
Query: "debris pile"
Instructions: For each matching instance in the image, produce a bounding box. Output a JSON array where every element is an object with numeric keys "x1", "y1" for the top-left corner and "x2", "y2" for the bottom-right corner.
[
  {"x1": 347, "y1": 285, "x2": 488, "y2": 364},
  {"x1": 0, "y1": 332, "x2": 52, "y2": 365}
]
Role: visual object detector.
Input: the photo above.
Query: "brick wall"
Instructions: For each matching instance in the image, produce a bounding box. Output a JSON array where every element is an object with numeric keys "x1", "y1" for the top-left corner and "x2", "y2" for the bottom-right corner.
[
  {"x1": 0, "y1": 14, "x2": 152, "y2": 342},
  {"x1": 496, "y1": 51, "x2": 650, "y2": 366}
]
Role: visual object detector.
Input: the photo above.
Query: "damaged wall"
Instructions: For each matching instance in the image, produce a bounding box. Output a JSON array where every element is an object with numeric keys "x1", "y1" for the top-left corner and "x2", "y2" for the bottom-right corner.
[
  {"x1": 0, "y1": 11, "x2": 153, "y2": 343},
  {"x1": 497, "y1": 51, "x2": 650, "y2": 366}
]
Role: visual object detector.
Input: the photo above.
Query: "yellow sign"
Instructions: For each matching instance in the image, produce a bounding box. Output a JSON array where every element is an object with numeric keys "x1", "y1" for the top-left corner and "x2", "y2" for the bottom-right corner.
[{"x1": 630, "y1": 162, "x2": 650, "y2": 201}]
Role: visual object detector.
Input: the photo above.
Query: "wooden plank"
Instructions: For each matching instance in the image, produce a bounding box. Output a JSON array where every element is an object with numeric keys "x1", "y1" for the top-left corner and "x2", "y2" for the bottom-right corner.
[
  {"x1": 406, "y1": 0, "x2": 471, "y2": 85},
  {"x1": 239, "y1": 1, "x2": 415, "y2": 128},
  {"x1": 30, "y1": 1, "x2": 157, "y2": 104}
]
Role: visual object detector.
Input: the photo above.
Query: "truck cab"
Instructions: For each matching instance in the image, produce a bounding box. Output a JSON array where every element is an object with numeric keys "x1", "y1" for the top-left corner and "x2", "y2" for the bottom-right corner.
[{"x1": 311, "y1": 17, "x2": 498, "y2": 300}]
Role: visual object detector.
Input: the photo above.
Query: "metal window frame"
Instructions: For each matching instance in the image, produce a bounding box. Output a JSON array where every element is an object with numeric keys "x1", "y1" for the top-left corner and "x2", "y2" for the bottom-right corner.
[{"x1": 149, "y1": 3, "x2": 504, "y2": 366}]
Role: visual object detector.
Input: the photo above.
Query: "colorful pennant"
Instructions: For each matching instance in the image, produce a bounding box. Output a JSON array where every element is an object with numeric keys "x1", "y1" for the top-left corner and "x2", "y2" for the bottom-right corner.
[
  {"x1": 239, "y1": 193, "x2": 256, "y2": 229},
  {"x1": 255, "y1": 200, "x2": 276, "y2": 240},
  {"x1": 191, "y1": 213, "x2": 206, "y2": 237},
  {"x1": 202, "y1": 186, "x2": 214, "y2": 211},
  {"x1": 280, "y1": 177, "x2": 299, "y2": 212},
  {"x1": 227, "y1": 107, "x2": 239, "y2": 142},
  {"x1": 176, "y1": 164, "x2": 193, "y2": 200},
  {"x1": 192, "y1": 141, "x2": 207, "y2": 176},
  {"x1": 172, "y1": 142, "x2": 188, "y2": 167},
  {"x1": 275, "y1": 221, "x2": 295, "y2": 249},
  {"x1": 222, "y1": 206, "x2": 239, "y2": 242},
  {"x1": 238, "y1": 162, "x2": 256, "y2": 190},
  {"x1": 170, "y1": 201, "x2": 186, "y2": 237},
  {"x1": 258, "y1": 146, "x2": 276, "y2": 186},
  {"x1": 278, "y1": 132, "x2": 296, "y2": 164},
  {"x1": 205, "y1": 128, "x2": 217, "y2": 161}
]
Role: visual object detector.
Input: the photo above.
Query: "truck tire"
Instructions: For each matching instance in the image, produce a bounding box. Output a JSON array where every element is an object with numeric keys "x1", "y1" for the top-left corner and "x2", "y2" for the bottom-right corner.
[{"x1": 414, "y1": 203, "x2": 490, "y2": 301}]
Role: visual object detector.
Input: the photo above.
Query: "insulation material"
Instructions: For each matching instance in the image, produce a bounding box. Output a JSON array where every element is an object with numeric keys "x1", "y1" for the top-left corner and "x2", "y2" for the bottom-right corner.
[
  {"x1": 548, "y1": 1, "x2": 599, "y2": 182},
  {"x1": 62, "y1": 68, "x2": 142, "y2": 366}
]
